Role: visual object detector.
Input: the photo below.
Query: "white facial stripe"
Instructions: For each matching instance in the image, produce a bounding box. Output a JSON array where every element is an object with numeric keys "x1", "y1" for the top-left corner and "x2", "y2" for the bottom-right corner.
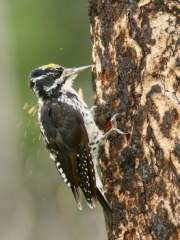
[
  {"x1": 43, "y1": 78, "x2": 60, "y2": 92},
  {"x1": 31, "y1": 75, "x2": 47, "y2": 82},
  {"x1": 43, "y1": 72, "x2": 74, "y2": 92}
]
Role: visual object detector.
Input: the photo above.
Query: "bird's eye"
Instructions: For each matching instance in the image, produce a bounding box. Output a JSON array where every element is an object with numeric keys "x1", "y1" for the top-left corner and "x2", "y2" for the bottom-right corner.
[{"x1": 53, "y1": 72, "x2": 61, "y2": 78}]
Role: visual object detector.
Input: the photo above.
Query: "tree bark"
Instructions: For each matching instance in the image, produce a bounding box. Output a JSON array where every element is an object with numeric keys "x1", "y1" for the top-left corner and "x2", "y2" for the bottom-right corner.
[{"x1": 88, "y1": 1, "x2": 180, "y2": 239}]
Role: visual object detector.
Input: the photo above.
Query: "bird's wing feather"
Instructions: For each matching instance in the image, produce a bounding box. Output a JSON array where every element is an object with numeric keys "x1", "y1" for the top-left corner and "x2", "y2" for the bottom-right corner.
[{"x1": 40, "y1": 99, "x2": 96, "y2": 208}]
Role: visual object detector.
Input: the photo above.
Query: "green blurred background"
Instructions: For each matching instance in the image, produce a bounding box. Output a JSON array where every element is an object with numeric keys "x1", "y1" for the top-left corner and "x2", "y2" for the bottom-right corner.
[{"x1": 0, "y1": 1, "x2": 106, "y2": 239}]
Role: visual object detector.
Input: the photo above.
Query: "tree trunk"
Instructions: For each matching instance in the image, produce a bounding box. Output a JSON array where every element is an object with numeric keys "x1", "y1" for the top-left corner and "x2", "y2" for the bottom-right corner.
[{"x1": 88, "y1": 1, "x2": 180, "y2": 239}]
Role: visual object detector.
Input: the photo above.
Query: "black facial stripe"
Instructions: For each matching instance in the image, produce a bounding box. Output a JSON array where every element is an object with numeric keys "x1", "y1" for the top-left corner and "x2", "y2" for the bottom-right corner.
[
  {"x1": 36, "y1": 75, "x2": 55, "y2": 88},
  {"x1": 29, "y1": 66, "x2": 64, "y2": 80},
  {"x1": 29, "y1": 80, "x2": 35, "y2": 89},
  {"x1": 30, "y1": 68, "x2": 45, "y2": 79}
]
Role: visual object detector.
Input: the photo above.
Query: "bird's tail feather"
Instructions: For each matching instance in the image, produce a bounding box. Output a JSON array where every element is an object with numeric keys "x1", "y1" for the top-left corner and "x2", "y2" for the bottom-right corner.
[{"x1": 96, "y1": 187, "x2": 112, "y2": 227}]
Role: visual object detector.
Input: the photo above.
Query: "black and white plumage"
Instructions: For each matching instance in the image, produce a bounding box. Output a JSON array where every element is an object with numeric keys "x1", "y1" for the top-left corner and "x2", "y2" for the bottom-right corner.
[
  {"x1": 39, "y1": 99, "x2": 96, "y2": 209},
  {"x1": 29, "y1": 63, "x2": 123, "y2": 224}
]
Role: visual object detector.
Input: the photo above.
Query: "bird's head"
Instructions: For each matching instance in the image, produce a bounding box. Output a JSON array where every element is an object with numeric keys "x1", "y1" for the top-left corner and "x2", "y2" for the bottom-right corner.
[{"x1": 29, "y1": 63, "x2": 91, "y2": 100}]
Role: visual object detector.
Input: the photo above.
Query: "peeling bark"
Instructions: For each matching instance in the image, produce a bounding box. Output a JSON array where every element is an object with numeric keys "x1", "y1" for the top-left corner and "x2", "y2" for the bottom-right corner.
[{"x1": 88, "y1": 1, "x2": 180, "y2": 239}]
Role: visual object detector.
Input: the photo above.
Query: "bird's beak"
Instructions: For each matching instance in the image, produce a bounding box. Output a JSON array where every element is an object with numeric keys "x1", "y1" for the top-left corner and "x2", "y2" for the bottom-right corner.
[{"x1": 63, "y1": 65, "x2": 92, "y2": 78}]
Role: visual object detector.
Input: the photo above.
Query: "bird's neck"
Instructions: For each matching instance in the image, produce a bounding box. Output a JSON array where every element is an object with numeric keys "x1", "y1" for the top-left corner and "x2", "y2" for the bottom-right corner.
[{"x1": 38, "y1": 87, "x2": 78, "y2": 103}]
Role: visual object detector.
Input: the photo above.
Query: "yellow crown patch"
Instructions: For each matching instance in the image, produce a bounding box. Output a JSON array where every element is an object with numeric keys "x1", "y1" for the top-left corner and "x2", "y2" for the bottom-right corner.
[{"x1": 39, "y1": 63, "x2": 60, "y2": 70}]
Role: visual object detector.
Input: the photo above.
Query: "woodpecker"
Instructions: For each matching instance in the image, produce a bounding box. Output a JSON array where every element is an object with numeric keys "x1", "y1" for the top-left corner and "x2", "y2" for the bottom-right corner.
[{"x1": 28, "y1": 63, "x2": 125, "y2": 224}]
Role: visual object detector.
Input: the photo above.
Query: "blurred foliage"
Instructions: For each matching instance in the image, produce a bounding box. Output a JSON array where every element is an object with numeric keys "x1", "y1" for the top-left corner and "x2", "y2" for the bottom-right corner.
[{"x1": 0, "y1": 1, "x2": 106, "y2": 240}]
